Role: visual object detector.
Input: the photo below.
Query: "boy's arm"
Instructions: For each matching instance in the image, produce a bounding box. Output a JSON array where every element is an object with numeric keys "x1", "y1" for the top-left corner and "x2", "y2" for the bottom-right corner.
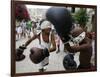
[
  {"x1": 65, "y1": 37, "x2": 92, "y2": 53},
  {"x1": 70, "y1": 37, "x2": 92, "y2": 52},
  {"x1": 24, "y1": 34, "x2": 38, "y2": 47}
]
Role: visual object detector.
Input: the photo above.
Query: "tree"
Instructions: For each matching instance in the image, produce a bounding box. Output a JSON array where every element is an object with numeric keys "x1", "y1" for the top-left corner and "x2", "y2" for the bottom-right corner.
[
  {"x1": 15, "y1": 4, "x2": 30, "y2": 21},
  {"x1": 74, "y1": 8, "x2": 89, "y2": 29}
]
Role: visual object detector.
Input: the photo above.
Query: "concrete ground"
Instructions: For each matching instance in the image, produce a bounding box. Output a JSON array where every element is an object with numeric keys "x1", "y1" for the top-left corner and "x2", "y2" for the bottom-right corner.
[{"x1": 16, "y1": 37, "x2": 81, "y2": 73}]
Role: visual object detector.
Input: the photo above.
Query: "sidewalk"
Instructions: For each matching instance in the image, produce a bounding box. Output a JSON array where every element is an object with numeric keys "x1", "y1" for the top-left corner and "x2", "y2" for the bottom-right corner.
[{"x1": 16, "y1": 38, "x2": 80, "y2": 73}]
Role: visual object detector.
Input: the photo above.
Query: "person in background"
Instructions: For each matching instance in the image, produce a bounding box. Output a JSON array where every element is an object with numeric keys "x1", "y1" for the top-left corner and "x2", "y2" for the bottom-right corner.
[
  {"x1": 20, "y1": 19, "x2": 27, "y2": 38},
  {"x1": 26, "y1": 20, "x2": 32, "y2": 38},
  {"x1": 17, "y1": 24, "x2": 22, "y2": 40}
]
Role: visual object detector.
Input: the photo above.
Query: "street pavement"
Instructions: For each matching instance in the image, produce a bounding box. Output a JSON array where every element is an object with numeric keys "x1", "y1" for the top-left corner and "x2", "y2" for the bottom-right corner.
[{"x1": 16, "y1": 37, "x2": 80, "y2": 73}]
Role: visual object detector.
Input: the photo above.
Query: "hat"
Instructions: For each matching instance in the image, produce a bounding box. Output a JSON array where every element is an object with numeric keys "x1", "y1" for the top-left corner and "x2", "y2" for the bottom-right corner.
[{"x1": 40, "y1": 20, "x2": 51, "y2": 29}]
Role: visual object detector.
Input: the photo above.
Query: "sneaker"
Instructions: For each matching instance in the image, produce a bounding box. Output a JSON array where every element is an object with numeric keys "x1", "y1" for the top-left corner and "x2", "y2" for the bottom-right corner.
[{"x1": 39, "y1": 67, "x2": 47, "y2": 72}]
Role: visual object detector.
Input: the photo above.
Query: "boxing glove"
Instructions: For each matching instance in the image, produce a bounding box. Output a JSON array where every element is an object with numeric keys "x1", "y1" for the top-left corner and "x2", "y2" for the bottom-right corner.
[
  {"x1": 16, "y1": 45, "x2": 26, "y2": 61},
  {"x1": 19, "y1": 45, "x2": 26, "y2": 50},
  {"x1": 29, "y1": 47, "x2": 49, "y2": 64},
  {"x1": 63, "y1": 53, "x2": 77, "y2": 70},
  {"x1": 43, "y1": 48, "x2": 50, "y2": 57}
]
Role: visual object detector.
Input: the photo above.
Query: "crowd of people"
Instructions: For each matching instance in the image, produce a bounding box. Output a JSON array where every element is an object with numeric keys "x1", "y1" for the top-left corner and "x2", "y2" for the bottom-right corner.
[{"x1": 16, "y1": 19, "x2": 37, "y2": 40}]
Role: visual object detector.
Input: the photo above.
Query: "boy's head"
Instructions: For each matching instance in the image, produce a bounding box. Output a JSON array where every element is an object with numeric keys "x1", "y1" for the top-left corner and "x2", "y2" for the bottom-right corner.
[
  {"x1": 69, "y1": 27, "x2": 86, "y2": 45},
  {"x1": 41, "y1": 20, "x2": 52, "y2": 34},
  {"x1": 70, "y1": 27, "x2": 84, "y2": 38}
]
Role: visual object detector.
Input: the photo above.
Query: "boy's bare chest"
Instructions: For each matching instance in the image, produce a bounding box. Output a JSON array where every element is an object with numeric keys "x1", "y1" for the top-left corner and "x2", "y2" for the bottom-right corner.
[{"x1": 42, "y1": 35, "x2": 49, "y2": 43}]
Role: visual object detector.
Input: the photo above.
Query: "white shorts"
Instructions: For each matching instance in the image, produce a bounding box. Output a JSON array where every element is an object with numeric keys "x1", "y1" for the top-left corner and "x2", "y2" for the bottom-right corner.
[{"x1": 38, "y1": 57, "x2": 49, "y2": 69}]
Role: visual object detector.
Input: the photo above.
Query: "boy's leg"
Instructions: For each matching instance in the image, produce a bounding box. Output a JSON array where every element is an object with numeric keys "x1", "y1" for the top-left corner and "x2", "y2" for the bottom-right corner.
[
  {"x1": 56, "y1": 45, "x2": 60, "y2": 53},
  {"x1": 38, "y1": 57, "x2": 49, "y2": 72}
]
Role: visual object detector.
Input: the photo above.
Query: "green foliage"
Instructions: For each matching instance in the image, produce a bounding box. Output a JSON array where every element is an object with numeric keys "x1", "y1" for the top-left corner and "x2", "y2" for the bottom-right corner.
[{"x1": 74, "y1": 8, "x2": 89, "y2": 27}]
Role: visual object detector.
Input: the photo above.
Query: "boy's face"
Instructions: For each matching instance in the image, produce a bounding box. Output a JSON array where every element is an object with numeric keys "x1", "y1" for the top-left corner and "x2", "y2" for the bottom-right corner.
[
  {"x1": 42, "y1": 28, "x2": 51, "y2": 34},
  {"x1": 70, "y1": 27, "x2": 84, "y2": 38}
]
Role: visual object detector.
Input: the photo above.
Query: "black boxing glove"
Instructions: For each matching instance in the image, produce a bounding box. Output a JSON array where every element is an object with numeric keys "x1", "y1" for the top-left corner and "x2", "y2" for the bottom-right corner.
[
  {"x1": 16, "y1": 44, "x2": 26, "y2": 61},
  {"x1": 63, "y1": 53, "x2": 77, "y2": 69},
  {"x1": 16, "y1": 44, "x2": 26, "y2": 55},
  {"x1": 19, "y1": 44, "x2": 26, "y2": 50},
  {"x1": 16, "y1": 48, "x2": 24, "y2": 56},
  {"x1": 43, "y1": 48, "x2": 50, "y2": 57},
  {"x1": 69, "y1": 53, "x2": 74, "y2": 60},
  {"x1": 29, "y1": 47, "x2": 49, "y2": 64}
]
